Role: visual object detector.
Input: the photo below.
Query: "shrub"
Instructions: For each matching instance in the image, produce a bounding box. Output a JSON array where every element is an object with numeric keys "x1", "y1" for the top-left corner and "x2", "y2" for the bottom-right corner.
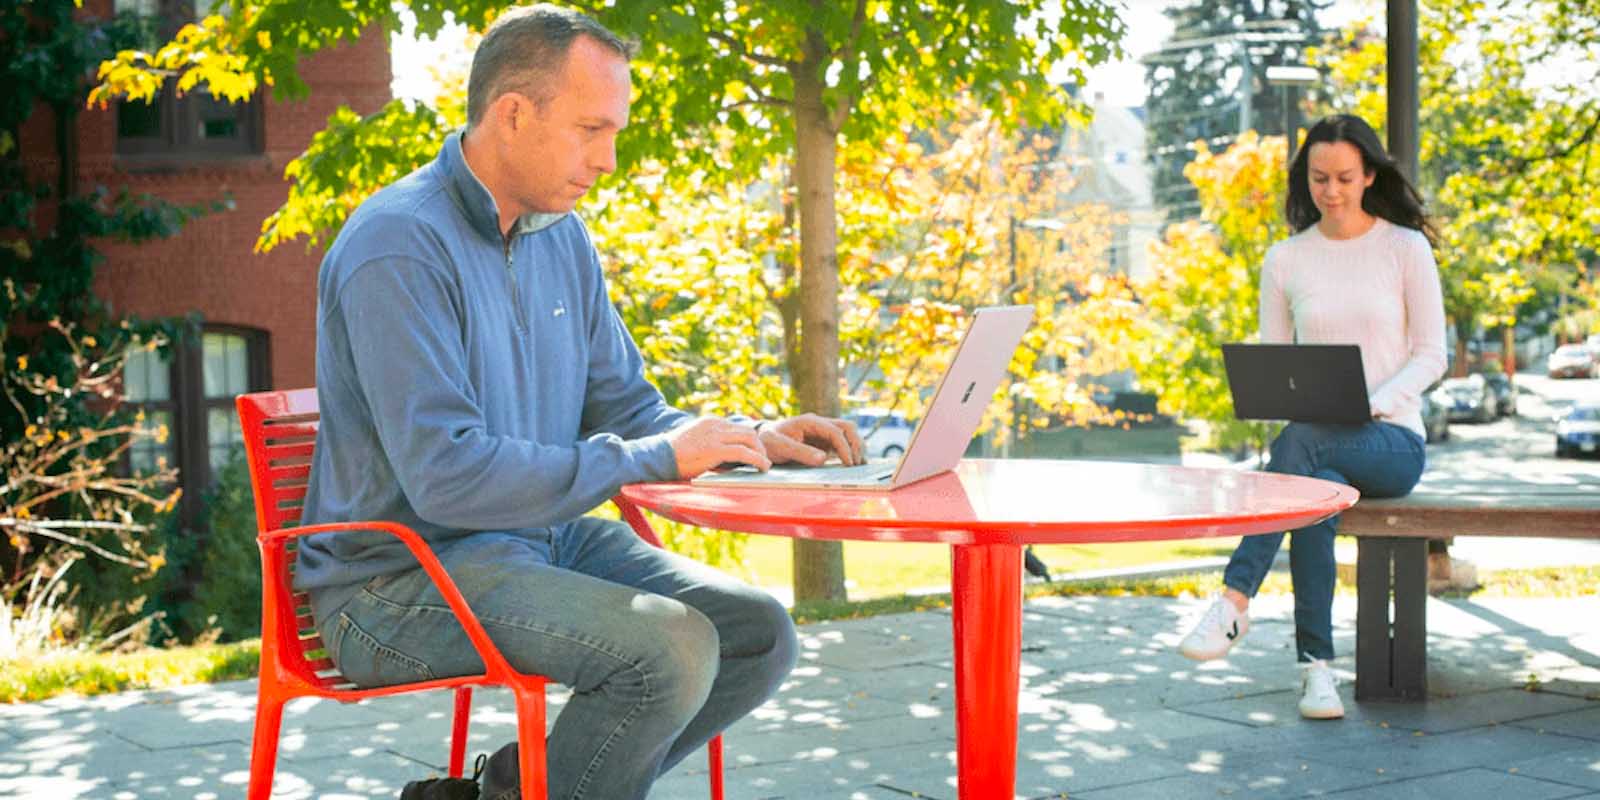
[{"x1": 184, "y1": 453, "x2": 262, "y2": 642}]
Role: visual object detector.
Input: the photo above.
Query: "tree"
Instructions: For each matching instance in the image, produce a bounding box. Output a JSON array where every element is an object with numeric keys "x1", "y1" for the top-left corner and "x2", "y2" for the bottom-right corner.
[
  {"x1": 1126, "y1": 131, "x2": 1288, "y2": 454},
  {"x1": 1466, "y1": 268, "x2": 1536, "y2": 375},
  {"x1": 1311, "y1": 0, "x2": 1600, "y2": 373},
  {"x1": 92, "y1": 0, "x2": 1128, "y2": 603},
  {"x1": 1143, "y1": 0, "x2": 1322, "y2": 223},
  {"x1": 2, "y1": 1, "x2": 210, "y2": 642},
  {"x1": 585, "y1": 101, "x2": 1129, "y2": 579}
]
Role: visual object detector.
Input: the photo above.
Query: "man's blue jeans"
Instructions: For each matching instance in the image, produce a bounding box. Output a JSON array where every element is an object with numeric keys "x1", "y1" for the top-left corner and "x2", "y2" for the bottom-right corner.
[
  {"x1": 311, "y1": 517, "x2": 798, "y2": 800},
  {"x1": 1223, "y1": 421, "x2": 1426, "y2": 663}
]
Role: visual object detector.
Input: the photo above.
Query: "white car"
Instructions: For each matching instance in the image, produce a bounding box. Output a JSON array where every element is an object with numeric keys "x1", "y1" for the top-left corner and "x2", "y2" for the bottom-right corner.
[
  {"x1": 1547, "y1": 344, "x2": 1598, "y2": 379},
  {"x1": 847, "y1": 409, "x2": 914, "y2": 459}
]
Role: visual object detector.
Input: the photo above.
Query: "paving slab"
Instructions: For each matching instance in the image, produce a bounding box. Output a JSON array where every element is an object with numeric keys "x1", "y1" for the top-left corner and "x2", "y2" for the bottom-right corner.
[
  {"x1": 1315, "y1": 767, "x2": 1591, "y2": 799},
  {"x1": 1156, "y1": 714, "x2": 1416, "y2": 763},
  {"x1": 105, "y1": 748, "x2": 428, "y2": 799},
  {"x1": 1509, "y1": 703, "x2": 1600, "y2": 742},
  {"x1": 651, "y1": 740, "x2": 966, "y2": 800},
  {"x1": 1501, "y1": 747, "x2": 1600, "y2": 792},
  {"x1": 1068, "y1": 755, "x2": 1386, "y2": 800},
  {"x1": 1180, "y1": 685, "x2": 1596, "y2": 734},
  {"x1": 1301, "y1": 725, "x2": 1597, "y2": 779}
]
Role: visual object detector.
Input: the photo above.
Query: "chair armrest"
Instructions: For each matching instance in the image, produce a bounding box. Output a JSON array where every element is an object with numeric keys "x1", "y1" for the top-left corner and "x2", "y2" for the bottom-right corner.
[{"x1": 261, "y1": 522, "x2": 518, "y2": 680}]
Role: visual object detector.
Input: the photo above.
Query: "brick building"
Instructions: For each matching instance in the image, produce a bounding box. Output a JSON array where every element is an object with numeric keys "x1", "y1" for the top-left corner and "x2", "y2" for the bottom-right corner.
[{"x1": 23, "y1": 1, "x2": 392, "y2": 516}]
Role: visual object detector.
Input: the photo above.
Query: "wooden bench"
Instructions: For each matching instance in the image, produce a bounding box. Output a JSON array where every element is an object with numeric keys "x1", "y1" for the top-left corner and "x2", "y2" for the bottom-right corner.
[{"x1": 1339, "y1": 478, "x2": 1600, "y2": 701}]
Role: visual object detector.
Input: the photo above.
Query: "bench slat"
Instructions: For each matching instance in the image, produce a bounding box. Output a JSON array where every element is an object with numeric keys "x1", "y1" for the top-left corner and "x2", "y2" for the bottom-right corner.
[{"x1": 1337, "y1": 476, "x2": 1599, "y2": 539}]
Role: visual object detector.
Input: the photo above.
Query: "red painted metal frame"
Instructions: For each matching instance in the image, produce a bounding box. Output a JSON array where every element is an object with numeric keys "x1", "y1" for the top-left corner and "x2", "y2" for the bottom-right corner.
[{"x1": 238, "y1": 389, "x2": 724, "y2": 800}]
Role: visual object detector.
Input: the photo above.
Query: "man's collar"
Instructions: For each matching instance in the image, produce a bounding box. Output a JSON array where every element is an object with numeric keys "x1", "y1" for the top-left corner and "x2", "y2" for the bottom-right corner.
[{"x1": 440, "y1": 130, "x2": 567, "y2": 243}]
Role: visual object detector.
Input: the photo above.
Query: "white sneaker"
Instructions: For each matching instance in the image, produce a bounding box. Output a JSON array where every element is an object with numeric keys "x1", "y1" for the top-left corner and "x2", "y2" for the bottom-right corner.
[
  {"x1": 1178, "y1": 596, "x2": 1249, "y2": 661},
  {"x1": 1299, "y1": 659, "x2": 1346, "y2": 719}
]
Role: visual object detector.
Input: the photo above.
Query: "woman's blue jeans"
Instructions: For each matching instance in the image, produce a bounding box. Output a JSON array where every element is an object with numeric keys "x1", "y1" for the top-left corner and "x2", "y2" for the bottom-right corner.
[
  {"x1": 1223, "y1": 421, "x2": 1425, "y2": 663},
  {"x1": 310, "y1": 517, "x2": 798, "y2": 800}
]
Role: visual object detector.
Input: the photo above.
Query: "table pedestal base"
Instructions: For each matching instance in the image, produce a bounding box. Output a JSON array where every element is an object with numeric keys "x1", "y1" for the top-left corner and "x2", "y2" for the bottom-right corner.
[{"x1": 950, "y1": 543, "x2": 1022, "y2": 800}]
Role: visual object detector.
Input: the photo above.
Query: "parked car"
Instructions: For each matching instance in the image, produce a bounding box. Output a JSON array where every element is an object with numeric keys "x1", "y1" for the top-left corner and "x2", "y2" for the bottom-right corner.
[
  {"x1": 1481, "y1": 371, "x2": 1517, "y2": 417},
  {"x1": 1547, "y1": 344, "x2": 1599, "y2": 379},
  {"x1": 1434, "y1": 374, "x2": 1498, "y2": 423},
  {"x1": 847, "y1": 409, "x2": 915, "y2": 459},
  {"x1": 1554, "y1": 402, "x2": 1600, "y2": 458},
  {"x1": 1420, "y1": 388, "x2": 1450, "y2": 443}
]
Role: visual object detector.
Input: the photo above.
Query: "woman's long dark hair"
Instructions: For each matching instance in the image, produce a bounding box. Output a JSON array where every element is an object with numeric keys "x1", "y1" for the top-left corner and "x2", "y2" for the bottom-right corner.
[{"x1": 1286, "y1": 114, "x2": 1435, "y2": 244}]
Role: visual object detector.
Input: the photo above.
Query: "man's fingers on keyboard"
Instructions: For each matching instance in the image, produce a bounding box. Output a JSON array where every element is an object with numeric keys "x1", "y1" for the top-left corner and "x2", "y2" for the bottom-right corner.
[{"x1": 769, "y1": 433, "x2": 827, "y2": 466}]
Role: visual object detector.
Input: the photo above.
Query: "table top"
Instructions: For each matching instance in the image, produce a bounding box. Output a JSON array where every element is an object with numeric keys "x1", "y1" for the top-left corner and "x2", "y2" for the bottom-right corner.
[{"x1": 621, "y1": 458, "x2": 1359, "y2": 545}]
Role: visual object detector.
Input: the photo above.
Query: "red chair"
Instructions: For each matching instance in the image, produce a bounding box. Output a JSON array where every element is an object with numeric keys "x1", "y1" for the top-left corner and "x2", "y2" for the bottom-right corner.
[{"x1": 238, "y1": 388, "x2": 724, "y2": 800}]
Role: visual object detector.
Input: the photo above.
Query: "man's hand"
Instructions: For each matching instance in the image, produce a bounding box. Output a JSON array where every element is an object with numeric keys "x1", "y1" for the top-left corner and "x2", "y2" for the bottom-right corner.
[
  {"x1": 667, "y1": 417, "x2": 771, "y2": 479},
  {"x1": 759, "y1": 414, "x2": 866, "y2": 467}
]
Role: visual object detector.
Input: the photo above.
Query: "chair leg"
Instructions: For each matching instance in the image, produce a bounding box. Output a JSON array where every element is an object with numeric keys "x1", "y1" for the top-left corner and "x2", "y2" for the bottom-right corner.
[
  {"x1": 449, "y1": 687, "x2": 473, "y2": 778},
  {"x1": 247, "y1": 692, "x2": 287, "y2": 800},
  {"x1": 707, "y1": 734, "x2": 725, "y2": 800},
  {"x1": 511, "y1": 684, "x2": 549, "y2": 800}
]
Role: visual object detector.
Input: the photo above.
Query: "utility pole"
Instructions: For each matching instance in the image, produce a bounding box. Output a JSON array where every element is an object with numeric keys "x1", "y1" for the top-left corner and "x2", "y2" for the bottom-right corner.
[
  {"x1": 1387, "y1": 0, "x2": 1420, "y2": 181},
  {"x1": 1266, "y1": 65, "x2": 1318, "y2": 165},
  {"x1": 1238, "y1": 44, "x2": 1253, "y2": 135}
]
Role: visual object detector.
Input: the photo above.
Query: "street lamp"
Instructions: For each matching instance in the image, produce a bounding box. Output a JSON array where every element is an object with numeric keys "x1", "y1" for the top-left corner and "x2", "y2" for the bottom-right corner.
[{"x1": 1266, "y1": 65, "x2": 1318, "y2": 165}]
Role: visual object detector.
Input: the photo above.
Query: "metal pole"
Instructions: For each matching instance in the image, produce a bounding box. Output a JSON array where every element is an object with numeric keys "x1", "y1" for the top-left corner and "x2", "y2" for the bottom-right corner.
[
  {"x1": 1240, "y1": 44, "x2": 1254, "y2": 135},
  {"x1": 1283, "y1": 85, "x2": 1294, "y2": 165},
  {"x1": 1387, "y1": 0, "x2": 1420, "y2": 181}
]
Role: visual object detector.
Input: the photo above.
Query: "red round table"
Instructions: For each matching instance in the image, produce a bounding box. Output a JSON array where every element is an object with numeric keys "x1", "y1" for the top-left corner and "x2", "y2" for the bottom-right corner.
[{"x1": 619, "y1": 459, "x2": 1358, "y2": 800}]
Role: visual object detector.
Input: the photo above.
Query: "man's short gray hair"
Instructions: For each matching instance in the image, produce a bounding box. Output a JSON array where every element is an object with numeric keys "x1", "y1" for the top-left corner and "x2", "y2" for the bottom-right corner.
[{"x1": 466, "y1": 4, "x2": 636, "y2": 127}]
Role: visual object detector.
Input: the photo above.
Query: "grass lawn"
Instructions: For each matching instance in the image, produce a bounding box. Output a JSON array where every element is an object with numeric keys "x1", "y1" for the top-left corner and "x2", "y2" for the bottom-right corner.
[
  {"x1": 0, "y1": 640, "x2": 258, "y2": 704},
  {"x1": 737, "y1": 536, "x2": 1243, "y2": 599}
]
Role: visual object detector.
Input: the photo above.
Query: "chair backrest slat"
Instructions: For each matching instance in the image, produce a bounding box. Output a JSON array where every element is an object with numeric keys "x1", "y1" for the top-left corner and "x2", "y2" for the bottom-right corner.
[{"x1": 236, "y1": 389, "x2": 357, "y2": 690}]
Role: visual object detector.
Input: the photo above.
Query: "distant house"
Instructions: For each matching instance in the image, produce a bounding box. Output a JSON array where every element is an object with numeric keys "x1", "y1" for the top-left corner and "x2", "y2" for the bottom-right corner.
[
  {"x1": 1053, "y1": 94, "x2": 1162, "y2": 283},
  {"x1": 20, "y1": 1, "x2": 392, "y2": 522}
]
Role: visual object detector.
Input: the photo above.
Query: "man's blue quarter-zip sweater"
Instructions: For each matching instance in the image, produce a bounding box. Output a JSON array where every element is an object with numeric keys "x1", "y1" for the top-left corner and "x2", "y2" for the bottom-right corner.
[{"x1": 295, "y1": 131, "x2": 689, "y2": 595}]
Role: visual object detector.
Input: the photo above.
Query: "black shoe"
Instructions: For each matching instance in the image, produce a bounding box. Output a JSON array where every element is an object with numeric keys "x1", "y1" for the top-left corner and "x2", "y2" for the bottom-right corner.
[
  {"x1": 1023, "y1": 546, "x2": 1052, "y2": 582},
  {"x1": 477, "y1": 742, "x2": 522, "y2": 800},
  {"x1": 398, "y1": 753, "x2": 487, "y2": 800}
]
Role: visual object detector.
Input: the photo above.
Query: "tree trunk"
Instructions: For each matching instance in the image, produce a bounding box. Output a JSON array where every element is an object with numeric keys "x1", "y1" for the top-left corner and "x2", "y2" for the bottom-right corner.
[
  {"x1": 787, "y1": 33, "x2": 847, "y2": 604},
  {"x1": 55, "y1": 102, "x2": 79, "y2": 201},
  {"x1": 1502, "y1": 325, "x2": 1516, "y2": 377},
  {"x1": 1450, "y1": 316, "x2": 1470, "y2": 377}
]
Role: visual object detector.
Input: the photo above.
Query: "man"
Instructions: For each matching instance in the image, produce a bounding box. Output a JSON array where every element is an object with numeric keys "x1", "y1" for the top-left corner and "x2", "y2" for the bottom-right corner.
[{"x1": 296, "y1": 6, "x2": 863, "y2": 798}]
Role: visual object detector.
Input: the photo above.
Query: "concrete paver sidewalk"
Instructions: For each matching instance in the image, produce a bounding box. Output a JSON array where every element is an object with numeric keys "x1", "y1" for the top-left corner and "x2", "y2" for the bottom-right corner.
[{"x1": 2, "y1": 593, "x2": 1597, "y2": 799}]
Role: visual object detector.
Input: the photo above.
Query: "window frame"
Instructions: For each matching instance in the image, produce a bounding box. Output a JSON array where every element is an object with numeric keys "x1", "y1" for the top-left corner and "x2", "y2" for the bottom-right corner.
[
  {"x1": 111, "y1": 0, "x2": 264, "y2": 160},
  {"x1": 115, "y1": 83, "x2": 265, "y2": 159},
  {"x1": 124, "y1": 323, "x2": 270, "y2": 528}
]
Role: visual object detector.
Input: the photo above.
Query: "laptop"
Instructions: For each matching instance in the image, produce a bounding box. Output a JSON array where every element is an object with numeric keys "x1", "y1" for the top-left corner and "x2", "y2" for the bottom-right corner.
[
  {"x1": 692, "y1": 305, "x2": 1035, "y2": 491},
  {"x1": 1221, "y1": 343, "x2": 1371, "y2": 424}
]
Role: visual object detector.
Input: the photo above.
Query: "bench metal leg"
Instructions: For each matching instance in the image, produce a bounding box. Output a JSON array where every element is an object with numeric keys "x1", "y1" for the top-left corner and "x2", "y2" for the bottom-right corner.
[{"x1": 1355, "y1": 537, "x2": 1428, "y2": 701}]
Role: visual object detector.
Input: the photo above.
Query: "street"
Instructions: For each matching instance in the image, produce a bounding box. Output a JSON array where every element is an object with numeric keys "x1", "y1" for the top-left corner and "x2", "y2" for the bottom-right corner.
[{"x1": 1425, "y1": 371, "x2": 1600, "y2": 479}]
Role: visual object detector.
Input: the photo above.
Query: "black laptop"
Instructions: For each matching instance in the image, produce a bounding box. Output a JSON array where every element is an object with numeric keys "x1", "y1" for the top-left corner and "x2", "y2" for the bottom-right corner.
[{"x1": 1221, "y1": 343, "x2": 1371, "y2": 424}]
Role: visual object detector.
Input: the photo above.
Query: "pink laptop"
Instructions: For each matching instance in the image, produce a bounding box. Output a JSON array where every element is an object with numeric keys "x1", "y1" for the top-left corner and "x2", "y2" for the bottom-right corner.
[{"x1": 691, "y1": 305, "x2": 1034, "y2": 491}]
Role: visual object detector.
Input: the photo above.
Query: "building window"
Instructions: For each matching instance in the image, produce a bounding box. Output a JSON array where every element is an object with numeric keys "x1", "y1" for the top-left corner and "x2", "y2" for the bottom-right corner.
[
  {"x1": 200, "y1": 331, "x2": 254, "y2": 474},
  {"x1": 124, "y1": 326, "x2": 269, "y2": 522},
  {"x1": 113, "y1": 0, "x2": 263, "y2": 158},
  {"x1": 124, "y1": 344, "x2": 174, "y2": 476}
]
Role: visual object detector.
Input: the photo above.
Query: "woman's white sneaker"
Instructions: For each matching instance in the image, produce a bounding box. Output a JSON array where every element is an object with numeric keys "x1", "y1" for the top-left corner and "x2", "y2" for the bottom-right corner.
[
  {"x1": 1299, "y1": 659, "x2": 1346, "y2": 719},
  {"x1": 1178, "y1": 596, "x2": 1250, "y2": 661}
]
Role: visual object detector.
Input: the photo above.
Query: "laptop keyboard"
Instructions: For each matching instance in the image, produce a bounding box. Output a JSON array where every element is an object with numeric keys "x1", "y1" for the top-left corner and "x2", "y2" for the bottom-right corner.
[{"x1": 779, "y1": 462, "x2": 895, "y2": 482}]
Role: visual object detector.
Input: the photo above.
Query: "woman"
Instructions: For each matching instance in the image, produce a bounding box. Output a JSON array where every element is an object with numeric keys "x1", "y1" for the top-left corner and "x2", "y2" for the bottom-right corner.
[{"x1": 1178, "y1": 114, "x2": 1447, "y2": 719}]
